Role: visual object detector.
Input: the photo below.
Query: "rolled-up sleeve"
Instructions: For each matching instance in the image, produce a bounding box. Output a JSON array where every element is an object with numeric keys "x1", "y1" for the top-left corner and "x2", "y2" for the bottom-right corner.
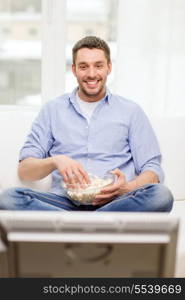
[
  {"x1": 19, "y1": 103, "x2": 53, "y2": 161},
  {"x1": 129, "y1": 105, "x2": 164, "y2": 183}
]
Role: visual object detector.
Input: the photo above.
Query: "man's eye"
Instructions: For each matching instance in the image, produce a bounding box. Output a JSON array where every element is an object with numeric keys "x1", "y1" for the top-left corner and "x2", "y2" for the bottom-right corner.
[
  {"x1": 97, "y1": 65, "x2": 103, "y2": 68},
  {"x1": 80, "y1": 65, "x2": 86, "y2": 70}
]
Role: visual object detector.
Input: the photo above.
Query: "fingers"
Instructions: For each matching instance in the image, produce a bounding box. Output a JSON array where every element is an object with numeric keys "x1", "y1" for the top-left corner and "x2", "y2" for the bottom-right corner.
[
  {"x1": 93, "y1": 193, "x2": 116, "y2": 206},
  {"x1": 93, "y1": 170, "x2": 126, "y2": 205},
  {"x1": 94, "y1": 190, "x2": 118, "y2": 201},
  {"x1": 111, "y1": 168, "x2": 125, "y2": 180},
  {"x1": 78, "y1": 168, "x2": 91, "y2": 184},
  {"x1": 64, "y1": 168, "x2": 79, "y2": 186},
  {"x1": 100, "y1": 175, "x2": 125, "y2": 194},
  {"x1": 93, "y1": 186, "x2": 121, "y2": 206},
  {"x1": 54, "y1": 155, "x2": 90, "y2": 186},
  {"x1": 98, "y1": 168, "x2": 126, "y2": 193},
  {"x1": 93, "y1": 199, "x2": 111, "y2": 206},
  {"x1": 100, "y1": 182, "x2": 120, "y2": 194},
  {"x1": 62, "y1": 166, "x2": 90, "y2": 187}
]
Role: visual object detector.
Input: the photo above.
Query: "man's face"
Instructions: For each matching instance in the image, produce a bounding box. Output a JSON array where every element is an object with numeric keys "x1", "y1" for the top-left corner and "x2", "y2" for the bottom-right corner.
[{"x1": 72, "y1": 48, "x2": 112, "y2": 102}]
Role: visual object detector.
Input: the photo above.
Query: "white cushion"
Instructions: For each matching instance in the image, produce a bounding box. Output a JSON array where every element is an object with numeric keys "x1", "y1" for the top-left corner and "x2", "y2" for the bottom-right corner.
[
  {"x1": 0, "y1": 106, "x2": 51, "y2": 192},
  {"x1": 150, "y1": 116, "x2": 185, "y2": 200}
]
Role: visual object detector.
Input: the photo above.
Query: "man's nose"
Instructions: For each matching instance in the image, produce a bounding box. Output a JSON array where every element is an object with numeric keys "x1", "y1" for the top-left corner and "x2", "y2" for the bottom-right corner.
[{"x1": 87, "y1": 66, "x2": 97, "y2": 78}]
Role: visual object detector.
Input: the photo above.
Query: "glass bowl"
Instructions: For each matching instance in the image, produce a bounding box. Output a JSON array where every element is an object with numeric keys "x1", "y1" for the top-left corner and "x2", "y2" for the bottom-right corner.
[{"x1": 62, "y1": 172, "x2": 116, "y2": 205}]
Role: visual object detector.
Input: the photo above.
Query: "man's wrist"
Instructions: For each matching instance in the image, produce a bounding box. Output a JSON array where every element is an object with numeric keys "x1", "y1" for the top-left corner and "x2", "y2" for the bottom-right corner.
[
  {"x1": 48, "y1": 156, "x2": 58, "y2": 170},
  {"x1": 119, "y1": 180, "x2": 137, "y2": 195},
  {"x1": 126, "y1": 180, "x2": 138, "y2": 193}
]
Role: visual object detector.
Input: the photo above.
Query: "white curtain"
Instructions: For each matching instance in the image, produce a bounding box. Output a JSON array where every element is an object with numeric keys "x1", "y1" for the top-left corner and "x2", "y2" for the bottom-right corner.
[
  {"x1": 42, "y1": 0, "x2": 67, "y2": 103},
  {"x1": 115, "y1": 0, "x2": 185, "y2": 116}
]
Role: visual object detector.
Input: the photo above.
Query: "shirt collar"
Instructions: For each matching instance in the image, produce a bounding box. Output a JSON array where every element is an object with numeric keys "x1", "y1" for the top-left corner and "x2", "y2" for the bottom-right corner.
[{"x1": 69, "y1": 87, "x2": 112, "y2": 105}]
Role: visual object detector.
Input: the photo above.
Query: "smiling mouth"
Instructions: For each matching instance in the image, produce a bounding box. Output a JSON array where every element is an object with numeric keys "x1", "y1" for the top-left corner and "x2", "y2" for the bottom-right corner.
[{"x1": 84, "y1": 80, "x2": 100, "y2": 87}]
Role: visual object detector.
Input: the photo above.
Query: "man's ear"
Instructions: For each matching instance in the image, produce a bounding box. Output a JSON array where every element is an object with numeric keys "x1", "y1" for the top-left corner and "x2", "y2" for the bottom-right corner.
[
  {"x1": 72, "y1": 64, "x2": 76, "y2": 77},
  {"x1": 107, "y1": 62, "x2": 112, "y2": 75}
]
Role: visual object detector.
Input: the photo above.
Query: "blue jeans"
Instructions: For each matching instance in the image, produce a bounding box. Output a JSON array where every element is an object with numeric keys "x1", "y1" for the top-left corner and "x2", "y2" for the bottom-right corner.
[{"x1": 0, "y1": 184, "x2": 173, "y2": 212}]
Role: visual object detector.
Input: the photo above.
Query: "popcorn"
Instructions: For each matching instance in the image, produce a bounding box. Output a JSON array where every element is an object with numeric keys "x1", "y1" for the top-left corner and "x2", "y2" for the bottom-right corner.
[{"x1": 62, "y1": 173, "x2": 115, "y2": 204}]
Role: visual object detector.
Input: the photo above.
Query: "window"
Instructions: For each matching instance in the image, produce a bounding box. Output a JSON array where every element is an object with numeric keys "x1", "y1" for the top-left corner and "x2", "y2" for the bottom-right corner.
[
  {"x1": 2, "y1": 27, "x2": 11, "y2": 34},
  {"x1": 28, "y1": 27, "x2": 38, "y2": 36},
  {"x1": 0, "y1": 0, "x2": 41, "y2": 106},
  {"x1": 0, "y1": 0, "x2": 118, "y2": 106},
  {"x1": 65, "y1": 0, "x2": 118, "y2": 92}
]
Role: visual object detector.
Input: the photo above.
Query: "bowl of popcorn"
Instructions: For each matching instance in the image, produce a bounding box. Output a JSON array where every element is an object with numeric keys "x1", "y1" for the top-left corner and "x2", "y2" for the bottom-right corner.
[{"x1": 62, "y1": 172, "x2": 116, "y2": 205}]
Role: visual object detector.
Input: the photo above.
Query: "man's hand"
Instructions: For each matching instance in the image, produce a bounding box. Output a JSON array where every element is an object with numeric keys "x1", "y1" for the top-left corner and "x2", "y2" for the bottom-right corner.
[
  {"x1": 93, "y1": 168, "x2": 159, "y2": 207},
  {"x1": 93, "y1": 169, "x2": 132, "y2": 206},
  {"x1": 53, "y1": 155, "x2": 90, "y2": 185}
]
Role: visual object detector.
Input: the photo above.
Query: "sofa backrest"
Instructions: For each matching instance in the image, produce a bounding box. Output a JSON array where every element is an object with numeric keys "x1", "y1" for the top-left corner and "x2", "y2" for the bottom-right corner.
[
  {"x1": 0, "y1": 106, "x2": 51, "y2": 192},
  {"x1": 150, "y1": 116, "x2": 185, "y2": 200},
  {"x1": 0, "y1": 106, "x2": 184, "y2": 199}
]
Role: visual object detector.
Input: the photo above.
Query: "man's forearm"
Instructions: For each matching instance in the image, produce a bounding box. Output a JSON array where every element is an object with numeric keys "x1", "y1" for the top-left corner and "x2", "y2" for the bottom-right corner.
[
  {"x1": 126, "y1": 170, "x2": 159, "y2": 193},
  {"x1": 18, "y1": 157, "x2": 55, "y2": 181},
  {"x1": 18, "y1": 155, "x2": 89, "y2": 184}
]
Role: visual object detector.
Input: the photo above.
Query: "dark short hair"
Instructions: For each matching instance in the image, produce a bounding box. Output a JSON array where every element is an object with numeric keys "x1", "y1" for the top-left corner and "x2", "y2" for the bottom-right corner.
[{"x1": 72, "y1": 36, "x2": 111, "y2": 64}]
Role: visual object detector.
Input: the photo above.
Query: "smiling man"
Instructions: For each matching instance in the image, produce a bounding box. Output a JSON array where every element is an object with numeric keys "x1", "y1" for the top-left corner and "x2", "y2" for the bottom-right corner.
[
  {"x1": 72, "y1": 46, "x2": 111, "y2": 101},
  {"x1": 0, "y1": 36, "x2": 174, "y2": 211}
]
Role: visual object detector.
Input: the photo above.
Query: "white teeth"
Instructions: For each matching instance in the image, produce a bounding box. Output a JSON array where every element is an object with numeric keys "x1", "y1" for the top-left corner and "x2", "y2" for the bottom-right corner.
[{"x1": 87, "y1": 81, "x2": 97, "y2": 85}]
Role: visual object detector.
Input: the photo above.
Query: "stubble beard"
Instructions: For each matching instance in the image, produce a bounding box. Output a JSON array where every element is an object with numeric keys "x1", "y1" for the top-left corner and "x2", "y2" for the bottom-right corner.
[{"x1": 79, "y1": 80, "x2": 106, "y2": 101}]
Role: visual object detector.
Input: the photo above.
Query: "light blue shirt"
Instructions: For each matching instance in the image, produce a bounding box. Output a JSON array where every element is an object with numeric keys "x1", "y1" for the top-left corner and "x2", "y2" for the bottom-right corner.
[{"x1": 19, "y1": 88, "x2": 164, "y2": 196}]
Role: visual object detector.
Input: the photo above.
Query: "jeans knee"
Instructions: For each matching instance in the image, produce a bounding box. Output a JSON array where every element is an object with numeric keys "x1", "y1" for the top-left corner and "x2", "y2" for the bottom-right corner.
[
  {"x1": 151, "y1": 184, "x2": 174, "y2": 211},
  {"x1": 1, "y1": 187, "x2": 23, "y2": 198},
  {"x1": 0, "y1": 187, "x2": 25, "y2": 210}
]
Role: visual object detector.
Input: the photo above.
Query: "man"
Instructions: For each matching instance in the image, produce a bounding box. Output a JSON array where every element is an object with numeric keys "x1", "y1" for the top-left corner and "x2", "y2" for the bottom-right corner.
[{"x1": 0, "y1": 36, "x2": 173, "y2": 211}]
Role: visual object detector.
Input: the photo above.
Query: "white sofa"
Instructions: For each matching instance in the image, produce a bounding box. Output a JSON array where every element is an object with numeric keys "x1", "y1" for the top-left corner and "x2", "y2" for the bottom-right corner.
[{"x1": 0, "y1": 105, "x2": 185, "y2": 276}]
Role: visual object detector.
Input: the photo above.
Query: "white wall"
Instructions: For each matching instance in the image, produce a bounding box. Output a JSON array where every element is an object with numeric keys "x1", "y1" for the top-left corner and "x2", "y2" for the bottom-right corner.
[{"x1": 115, "y1": 0, "x2": 185, "y2": 117}]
